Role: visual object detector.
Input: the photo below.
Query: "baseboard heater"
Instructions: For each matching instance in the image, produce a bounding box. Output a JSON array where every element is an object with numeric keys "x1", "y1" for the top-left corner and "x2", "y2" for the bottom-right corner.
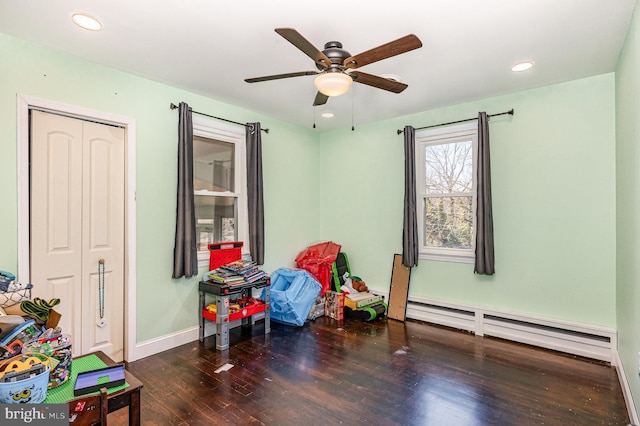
[{"x1": 404, "y1": 296, "x2": 616, "y2": 364}]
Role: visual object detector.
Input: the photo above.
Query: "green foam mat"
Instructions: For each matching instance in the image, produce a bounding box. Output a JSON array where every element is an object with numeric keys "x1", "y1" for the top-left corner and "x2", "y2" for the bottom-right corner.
[{"x1": 44, "y1": 354, "x2": 129, "y2": 404}]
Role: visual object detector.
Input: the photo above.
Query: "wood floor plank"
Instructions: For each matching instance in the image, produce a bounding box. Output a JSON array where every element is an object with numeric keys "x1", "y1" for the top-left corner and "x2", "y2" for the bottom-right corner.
[{"x1": 109, "y1": 317, "x2": 629, "y2": 425}]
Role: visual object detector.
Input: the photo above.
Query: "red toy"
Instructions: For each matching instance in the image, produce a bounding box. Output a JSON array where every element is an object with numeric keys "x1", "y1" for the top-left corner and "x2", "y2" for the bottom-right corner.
[{"x1": 295, "y1": 241, "x2": 341, "y2": 296}]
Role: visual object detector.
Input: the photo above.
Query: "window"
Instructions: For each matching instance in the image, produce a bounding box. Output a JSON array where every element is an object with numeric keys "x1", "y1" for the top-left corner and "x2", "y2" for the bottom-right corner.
[
  {"x1": 193, "y1": 116, "x2": 248, "y2": 264},
  {"x1": 415, "y1": 122, "x2": 477, "y2": 262}
]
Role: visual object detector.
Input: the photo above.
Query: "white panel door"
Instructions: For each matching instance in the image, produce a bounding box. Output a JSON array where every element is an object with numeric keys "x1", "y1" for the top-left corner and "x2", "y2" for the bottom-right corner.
[
  {"x1": 30, "y1": 111, "x2": 83, "y2": 346},
  {"x1": 30, "y1": 110, "x2": 125, "y2": 361}
]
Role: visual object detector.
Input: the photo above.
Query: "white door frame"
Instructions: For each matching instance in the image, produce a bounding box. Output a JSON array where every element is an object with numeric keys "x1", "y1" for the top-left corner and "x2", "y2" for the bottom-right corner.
[{"x1": 16, "y1": 94, "x2": 138, "y2": 362}]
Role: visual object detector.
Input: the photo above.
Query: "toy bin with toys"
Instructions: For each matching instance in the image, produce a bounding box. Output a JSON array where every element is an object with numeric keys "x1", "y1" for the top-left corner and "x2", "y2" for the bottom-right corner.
[
  {"x1": 0, "y1": 319, "x2": 42, "y2": 357},
  {"x1": 23, "y1": 331, "x2": 72, "y2": 389},
  {"x1": 0, "y1": 352, "x2": 51, "y2": 404},
  {"x1": 203, "y1": 296, "x2": 267, "y2": 322}
]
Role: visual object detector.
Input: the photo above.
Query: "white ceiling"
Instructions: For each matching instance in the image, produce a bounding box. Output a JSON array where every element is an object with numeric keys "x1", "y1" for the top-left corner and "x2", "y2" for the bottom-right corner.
[{"x1": 0, "y1": 1, "x2": 636, "y2": 131}]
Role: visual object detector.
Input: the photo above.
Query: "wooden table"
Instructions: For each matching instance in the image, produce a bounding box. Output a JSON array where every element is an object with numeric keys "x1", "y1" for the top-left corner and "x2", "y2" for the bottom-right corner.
[{"x1": 78, "y1": 351, "x2": 143, "y2": 426}]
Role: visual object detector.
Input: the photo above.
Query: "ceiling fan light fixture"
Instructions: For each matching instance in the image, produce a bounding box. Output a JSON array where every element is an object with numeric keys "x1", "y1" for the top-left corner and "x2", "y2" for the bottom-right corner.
[
  {"x1": 71, "y1": 13, "x2": 103, "y2": 31},
  {"x1": 314, "y1": 72, "x2": 353, "y2": 97}
]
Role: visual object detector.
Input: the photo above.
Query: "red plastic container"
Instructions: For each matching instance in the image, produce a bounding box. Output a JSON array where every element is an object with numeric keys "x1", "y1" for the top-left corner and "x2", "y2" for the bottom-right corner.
[
  {"x1": 201, "y1": 302, "x2": 267, "y2": 322},
  {"x1": 208, "y1": 242, "x2": 243, "y2": 270}
]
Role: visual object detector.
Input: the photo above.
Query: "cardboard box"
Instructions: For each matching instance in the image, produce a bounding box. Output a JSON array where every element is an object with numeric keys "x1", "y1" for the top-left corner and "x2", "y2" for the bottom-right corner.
[{"x1": 324, "y1": 291, "x2": 344, "y2": 320}]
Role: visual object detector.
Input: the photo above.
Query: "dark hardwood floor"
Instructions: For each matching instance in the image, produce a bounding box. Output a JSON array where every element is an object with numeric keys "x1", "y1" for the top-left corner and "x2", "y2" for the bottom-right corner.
[{"x1": 110, "y1": 317, "x2": 630, "y2": 425}]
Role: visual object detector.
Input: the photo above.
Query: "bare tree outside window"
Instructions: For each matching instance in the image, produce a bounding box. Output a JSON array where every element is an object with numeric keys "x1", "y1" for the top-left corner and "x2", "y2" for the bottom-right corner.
[{"x1": 423, "y1": 140, "x2": 473, "y2": 249}]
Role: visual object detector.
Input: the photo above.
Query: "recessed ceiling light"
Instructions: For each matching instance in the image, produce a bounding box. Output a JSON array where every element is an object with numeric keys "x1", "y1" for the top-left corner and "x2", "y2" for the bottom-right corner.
[
  {"x1": 511, "y1": 61, "x2": 534, "y2": 72},
  {"x1": 72, "y1": 13, "x2": 103, "y2": 31},
  {"x1": 321, "y1": 111, "x2": 334, "y2": 118}
]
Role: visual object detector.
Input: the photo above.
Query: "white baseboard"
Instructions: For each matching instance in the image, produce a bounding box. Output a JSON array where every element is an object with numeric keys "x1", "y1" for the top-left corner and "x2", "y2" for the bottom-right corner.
[
  {"x1": 135, "y1": 296, "x2": 615, "y2": 364},
  {"x1": 133, "y1": 326, "x2": 199, "y2": 361},
  {"x1": 393, "y1": 295, "x2": 618, "y2": 363},
  {"x1": 613, "y1": 350, "x2": 640, "y2": 425},
  {"x1": 133, "y1": 312, "x2": 267, "y2": 361}
]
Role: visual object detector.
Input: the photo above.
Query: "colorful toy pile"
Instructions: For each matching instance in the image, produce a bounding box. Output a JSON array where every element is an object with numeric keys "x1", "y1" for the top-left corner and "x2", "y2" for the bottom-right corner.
[
  {"x1": 0, "y1": 268, "x2": 73, "y2": 402},
  {"x1": 23, "y1": 330, "x2": 72, "y2": 389}
]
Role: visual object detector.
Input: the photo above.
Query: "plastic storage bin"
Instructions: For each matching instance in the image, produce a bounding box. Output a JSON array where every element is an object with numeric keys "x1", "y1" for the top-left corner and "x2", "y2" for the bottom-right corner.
[
  {"x1": 0, "y1": 353, "x2": 51, "y2": 404},
  {"x1": 263, "y1": 268, "x2": 322, "y2": 326},
  {"x1": 0, "y1": 319, "x2": 42, "y2": 358}
]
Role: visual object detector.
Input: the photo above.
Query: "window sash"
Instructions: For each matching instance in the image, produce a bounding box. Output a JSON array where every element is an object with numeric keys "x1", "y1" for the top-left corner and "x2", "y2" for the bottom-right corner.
[
  {"x1": 422, "y1": 195, "x2": 473, "y2": 250},
  {"x1": 192, "y1": 116, "x2": 248, "y2": 265},
  {"x1": 193, "y1": 135, "x2": 235, "y2": 193},
  {"x1": 195, "y1": 194, "x2": 238, "y2": 251},
  {"x1": 415, "y1": 122, "x2": 477, "y2": 262}
]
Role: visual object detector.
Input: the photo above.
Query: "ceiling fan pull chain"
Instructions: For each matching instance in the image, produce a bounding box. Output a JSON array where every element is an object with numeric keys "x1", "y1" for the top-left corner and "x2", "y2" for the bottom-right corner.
[{"x1": 351, "y1": 86, "x2": 355, "y2": 131}]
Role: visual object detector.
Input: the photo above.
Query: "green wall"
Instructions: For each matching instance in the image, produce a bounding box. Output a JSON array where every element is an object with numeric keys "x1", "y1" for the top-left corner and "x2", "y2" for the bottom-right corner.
[
  {"x1": 0, "y1": 30, "x2": 622, "y2": 362},
  {"x1": 616, "y1": 2, "x2": 640, "y2": 420},
  {"x1": 318, "y1": 73, "x2": 617, "y2": 327},
  {"x1": 0, "y1": 32, "x2": 321, "y2": 342}
]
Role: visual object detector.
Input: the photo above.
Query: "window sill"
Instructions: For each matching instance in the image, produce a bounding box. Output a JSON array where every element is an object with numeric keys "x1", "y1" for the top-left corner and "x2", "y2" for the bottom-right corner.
[{"x1": 419, "y1": 252, "x2": 474, "y2": 264}]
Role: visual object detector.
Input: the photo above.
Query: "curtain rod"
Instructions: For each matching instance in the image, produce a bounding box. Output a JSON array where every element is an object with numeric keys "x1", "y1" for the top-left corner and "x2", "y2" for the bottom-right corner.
[
  {"x1": 170, "y1": 103, "x2": 269, "y2": 134},
  {"x1": 396, "y1": 109, "x2": 514, "y2": 135}
]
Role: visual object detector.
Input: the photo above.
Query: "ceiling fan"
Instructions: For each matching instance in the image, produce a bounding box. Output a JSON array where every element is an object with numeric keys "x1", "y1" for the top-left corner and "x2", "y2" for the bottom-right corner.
[{"x1": 245, "y1": 28, "x2": 423, "y2": 106}]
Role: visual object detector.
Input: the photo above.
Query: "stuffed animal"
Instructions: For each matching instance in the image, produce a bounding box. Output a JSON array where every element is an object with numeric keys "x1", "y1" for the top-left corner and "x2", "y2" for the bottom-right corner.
[
  {"x1": 340, "y1": 272, "x2": 368, "y2": 293},
  {"x1": 351, "y1": 277, "x2": 368, "y2": 293}
]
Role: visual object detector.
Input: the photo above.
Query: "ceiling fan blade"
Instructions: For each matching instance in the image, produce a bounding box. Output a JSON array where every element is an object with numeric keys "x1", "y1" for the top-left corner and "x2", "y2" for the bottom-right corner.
[
  {"x1": 343, "y1": 34, "x2": 422, "y2": 69},
  {"x1": 349, "y1": 71, "x2": 408, "y2": 93},
  {"x1": 245, "y1": 71, "x2": 317, "y2": 83},
  {"x1": 313, "y1": 92, "x2": 329, "y2": 106},
  {"x1": 275, "y1": 28, "x2": 331, "y2": 68}
]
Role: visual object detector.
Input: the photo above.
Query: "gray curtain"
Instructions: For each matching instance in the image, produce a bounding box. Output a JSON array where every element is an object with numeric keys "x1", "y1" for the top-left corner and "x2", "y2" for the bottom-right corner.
[
  {"x1": 402, "y1": 125, "x2": 419, "y2": 267},
  {"x1": 172, "y1": 102, "x2": 198, "y2": 278},
  {"x1": 246, "y1": 123, "x2": 265, "y2": 265},
  {"x1": 475, "y1": 112, "x2": 495, "y2": 275}
]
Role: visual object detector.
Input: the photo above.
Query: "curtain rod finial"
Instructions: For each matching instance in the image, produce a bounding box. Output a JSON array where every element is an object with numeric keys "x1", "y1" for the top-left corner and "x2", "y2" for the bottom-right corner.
[
  {"x1": 170, "y1": 103, "x2": 178, "y2": 110},
  {"x1": 397, "y1": 129, "x2": 403, "y2": 135}
]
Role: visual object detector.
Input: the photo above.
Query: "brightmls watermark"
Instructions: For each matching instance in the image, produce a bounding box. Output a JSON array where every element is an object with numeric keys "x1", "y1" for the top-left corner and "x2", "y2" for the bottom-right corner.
[{"x1": 1, "y1": 404, "x2": 66, "y2": 425}]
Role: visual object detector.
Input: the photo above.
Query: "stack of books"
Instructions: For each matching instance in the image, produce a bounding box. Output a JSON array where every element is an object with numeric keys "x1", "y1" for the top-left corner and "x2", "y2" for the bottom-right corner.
[
  {"x1": 206, "y1": 259, "x2": 268, "y2": 285},
  {"x1": 206, "y1": 268, "x2": 245, "y2": 285}
]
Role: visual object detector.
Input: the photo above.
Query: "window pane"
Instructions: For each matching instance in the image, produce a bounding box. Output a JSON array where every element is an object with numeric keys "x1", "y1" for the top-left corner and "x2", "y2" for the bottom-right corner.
[
  {"x1": 193, "y1": 136, "x2": 234, "y2": 192},
  {"x1": 424, "y1": 141, "x2": 472, "y2": 194},
  {"x1": 195, "y1": 195, "x2": 237, "y2": 251},
  {"x1": 424, "y1": 196, "x2": 472, "y2": 249}
]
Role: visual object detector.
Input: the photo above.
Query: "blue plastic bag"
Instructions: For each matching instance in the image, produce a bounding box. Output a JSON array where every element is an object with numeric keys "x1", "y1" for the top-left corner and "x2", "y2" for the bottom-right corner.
[{"x1": 263, "y1": 268, "x2": 322, "y2": 326}]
